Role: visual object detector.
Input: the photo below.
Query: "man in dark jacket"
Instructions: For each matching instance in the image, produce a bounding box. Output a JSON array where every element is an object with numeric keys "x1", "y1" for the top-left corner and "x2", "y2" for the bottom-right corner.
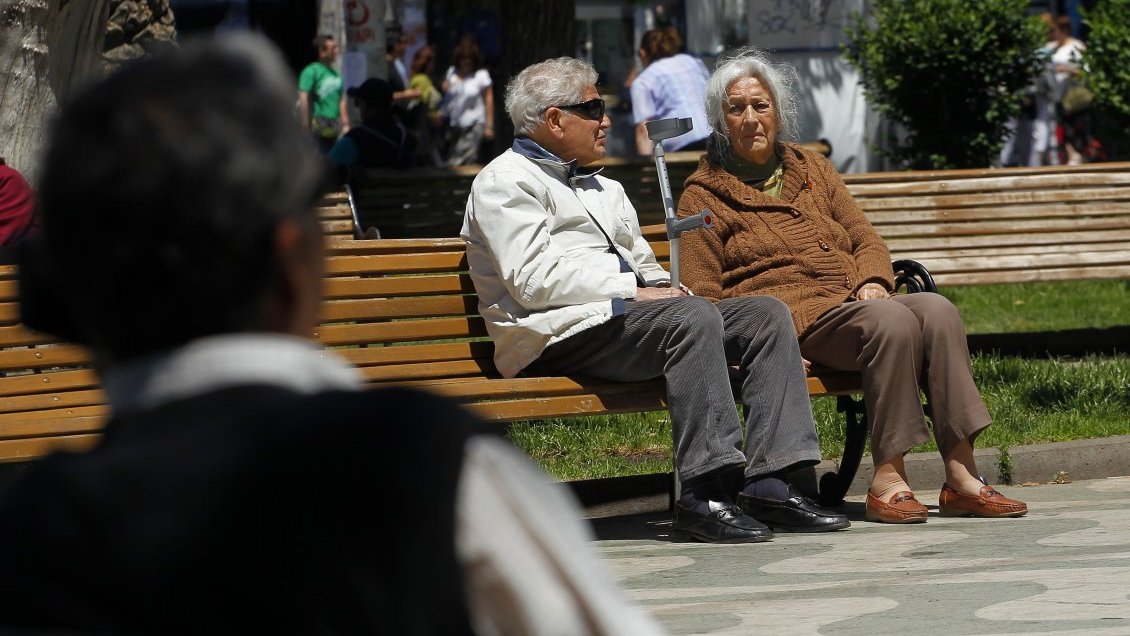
[{"x1": 329, "y1": 77, "x2": 416, "y2": 169}]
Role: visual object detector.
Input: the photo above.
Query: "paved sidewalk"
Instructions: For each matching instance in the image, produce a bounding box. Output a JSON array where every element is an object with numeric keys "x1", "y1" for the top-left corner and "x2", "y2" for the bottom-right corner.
[{"x1": 590, "y1": 476, "x2": 1130, "y2": 635}]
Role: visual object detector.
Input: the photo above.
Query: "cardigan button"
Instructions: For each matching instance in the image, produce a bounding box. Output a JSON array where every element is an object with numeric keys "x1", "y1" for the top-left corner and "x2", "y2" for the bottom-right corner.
[
  {"x1": 790, "y1": 210, "x2": 800, "y2": 218},
  {"x1": 819, "y1": 241, "x2": 830, "y2": 251}
]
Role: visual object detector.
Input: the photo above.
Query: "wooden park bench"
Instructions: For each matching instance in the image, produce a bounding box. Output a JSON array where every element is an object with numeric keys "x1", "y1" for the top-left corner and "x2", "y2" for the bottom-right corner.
[
  {"x1": 0, "y1": 226, "x2": 924, "y2": 506},
  {"x1": 2, "y1": 161, "x2": 1127, "y2": 505}
]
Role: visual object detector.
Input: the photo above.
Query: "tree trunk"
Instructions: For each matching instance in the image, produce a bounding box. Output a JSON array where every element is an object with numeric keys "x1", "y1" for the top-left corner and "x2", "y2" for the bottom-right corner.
[
  {"x1": 495, "y1": 0, "x2": 576, "y2": 151},
  {"x1": 1, "y1": 0, "x2": 58, "y2": 180},
  {"x1": 0, "y1": 0, "x2": 109, "y2": 182},
  {"x1": 52, "y1": 0, "x2": 112, "y2": 98}
]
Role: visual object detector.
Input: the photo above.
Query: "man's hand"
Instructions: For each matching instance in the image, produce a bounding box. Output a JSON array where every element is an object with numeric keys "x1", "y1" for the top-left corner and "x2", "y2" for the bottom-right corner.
[
  {"x1": 856, "y1": 282, "x2": 890, "y2": 300},
  {"x1": 635, "y1": 287, "x2": 688, "y2": 302}
]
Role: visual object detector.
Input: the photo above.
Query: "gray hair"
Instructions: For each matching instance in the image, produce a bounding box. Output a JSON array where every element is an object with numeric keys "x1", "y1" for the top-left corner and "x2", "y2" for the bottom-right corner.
[
  {"x1": 704, "y1": 46, "x2": 800, "y2": 163},
  {"x1": 506, "y1": 57, "x2": 598, "y2": 136}
]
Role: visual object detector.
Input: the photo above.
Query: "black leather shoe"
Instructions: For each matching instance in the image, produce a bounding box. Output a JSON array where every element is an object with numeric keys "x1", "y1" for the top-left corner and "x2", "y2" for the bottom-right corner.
[
  {"x1": 737, "y1": 492, "x2": 850, "y2": 533},
  {"x1": 672, "y1": 501, "x2": 773, "y2": 543}
]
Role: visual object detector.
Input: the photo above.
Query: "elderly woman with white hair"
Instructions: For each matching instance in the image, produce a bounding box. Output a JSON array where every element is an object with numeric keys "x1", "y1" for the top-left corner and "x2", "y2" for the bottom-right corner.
[{"x1": 677, "y1": 47, "x2": 1028, "y2": 524}]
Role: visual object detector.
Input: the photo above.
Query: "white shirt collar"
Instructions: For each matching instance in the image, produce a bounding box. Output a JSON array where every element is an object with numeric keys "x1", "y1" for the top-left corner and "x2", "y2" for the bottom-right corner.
[{"x1": 103, "y1": 333, "x2": 363, "y2": 416}]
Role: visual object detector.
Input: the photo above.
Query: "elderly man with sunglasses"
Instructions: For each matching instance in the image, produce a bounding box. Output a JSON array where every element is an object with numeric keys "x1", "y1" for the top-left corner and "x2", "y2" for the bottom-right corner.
[{"x1": 462, "y1": 57, "x2": 848, "y2": 543}]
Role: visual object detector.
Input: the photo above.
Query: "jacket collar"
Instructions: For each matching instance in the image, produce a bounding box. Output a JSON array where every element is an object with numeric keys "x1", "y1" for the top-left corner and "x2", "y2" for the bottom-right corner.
[
  {"x1": 103, "y1": 333, "x2": 362, "y2": 417},
  {"x1": 512, "y1": 136, "x2": 603, "y2": 185},
  {"x1": 686, "y1": 142, "x2": 810, "y2": 207}
]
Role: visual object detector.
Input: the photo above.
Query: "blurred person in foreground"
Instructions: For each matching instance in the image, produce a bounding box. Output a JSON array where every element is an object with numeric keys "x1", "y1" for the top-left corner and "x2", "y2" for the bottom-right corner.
[
  {"x1": 676, "y1": 47, "x2": 1027, "y2": 524},
  {"x1": 0, "y1": 35, "x2": 660, "y2": 635},
  {"x1": 463, "y1": 56, "x2": 850, "y2": 545}
]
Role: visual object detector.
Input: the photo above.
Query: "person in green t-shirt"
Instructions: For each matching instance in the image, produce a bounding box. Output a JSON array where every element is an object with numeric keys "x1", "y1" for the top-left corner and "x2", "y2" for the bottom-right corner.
[{"x1": 298, "y1": 35, "x2": 350, "y2": 153}]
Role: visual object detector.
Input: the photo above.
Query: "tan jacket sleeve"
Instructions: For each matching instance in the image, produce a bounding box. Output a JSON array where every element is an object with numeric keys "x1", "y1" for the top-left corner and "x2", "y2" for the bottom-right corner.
[{"x1": 814, "y1": 156, "x2": 895, "y2": 291}]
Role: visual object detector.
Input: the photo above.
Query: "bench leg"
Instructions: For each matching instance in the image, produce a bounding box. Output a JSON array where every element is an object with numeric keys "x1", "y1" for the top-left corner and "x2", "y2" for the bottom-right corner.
[{"x1": 818, "y1": 395, "x2": 868, "y2": 506}]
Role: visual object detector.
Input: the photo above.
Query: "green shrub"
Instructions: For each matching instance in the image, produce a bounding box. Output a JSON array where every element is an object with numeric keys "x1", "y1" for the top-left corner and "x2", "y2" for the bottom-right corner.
[
  {"x1": 843, "y1": 0, "x2": 1046, "y2": 169},
  {"x1": 1081, "y1": 0, "x2": 1130, "y2": 160}
]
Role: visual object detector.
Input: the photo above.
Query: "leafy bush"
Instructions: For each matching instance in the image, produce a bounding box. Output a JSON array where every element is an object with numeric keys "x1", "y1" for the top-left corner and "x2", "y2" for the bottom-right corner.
[
  {"x1": 843, "y1": 0, "x2": 1046, "y2": 169},
  {"x1": 1081, "y1": 0, "x2": 1130, "y2": 160}
]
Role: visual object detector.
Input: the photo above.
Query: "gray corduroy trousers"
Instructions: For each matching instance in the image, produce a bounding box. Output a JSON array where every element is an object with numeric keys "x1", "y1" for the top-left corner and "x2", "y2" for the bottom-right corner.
[{"x1": 525, "y1": 296, "x2": 821, "y2": 481}]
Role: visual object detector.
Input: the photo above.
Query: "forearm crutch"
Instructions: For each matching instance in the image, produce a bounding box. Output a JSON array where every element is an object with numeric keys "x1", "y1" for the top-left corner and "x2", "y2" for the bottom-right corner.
[{"x1": 646, "y1": 117, "x2": 713, "y2": 289}]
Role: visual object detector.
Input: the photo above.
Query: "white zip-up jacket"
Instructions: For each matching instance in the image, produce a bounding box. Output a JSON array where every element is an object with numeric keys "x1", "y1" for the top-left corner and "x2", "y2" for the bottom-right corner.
[{"x1": 461, "y1": 147, "x2": 670, "y2": 378}]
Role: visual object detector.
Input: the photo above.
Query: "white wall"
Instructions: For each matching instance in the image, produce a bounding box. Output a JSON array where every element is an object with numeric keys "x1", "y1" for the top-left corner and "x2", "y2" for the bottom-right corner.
[{"x1": 685, "y1": 0, "x2": 880, "y2": 173}]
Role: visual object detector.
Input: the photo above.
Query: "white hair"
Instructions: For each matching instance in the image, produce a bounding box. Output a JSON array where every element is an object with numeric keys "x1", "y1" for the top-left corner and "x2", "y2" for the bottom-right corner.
[
  {"x1": 704, "y1": 46, "x2": 800, "y2": 163},
  {"x1": 505, "y1": 57, "x2": 598, "y2": 136}
]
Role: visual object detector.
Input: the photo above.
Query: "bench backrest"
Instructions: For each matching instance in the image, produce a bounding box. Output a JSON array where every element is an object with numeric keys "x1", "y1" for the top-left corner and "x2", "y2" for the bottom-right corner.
[
  {"x1": 347, "y1": 144, "x2": 831, "y2": 238},
  {"x1": 845, "y1": 163, "x2": 1130, "y2": 285}
]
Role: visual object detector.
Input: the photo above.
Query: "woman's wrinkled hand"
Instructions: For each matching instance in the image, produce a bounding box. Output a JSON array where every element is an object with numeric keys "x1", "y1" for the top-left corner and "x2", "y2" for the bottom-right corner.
[{"x1": 856, "y1": 283, "x2": 890, "y2": 300}]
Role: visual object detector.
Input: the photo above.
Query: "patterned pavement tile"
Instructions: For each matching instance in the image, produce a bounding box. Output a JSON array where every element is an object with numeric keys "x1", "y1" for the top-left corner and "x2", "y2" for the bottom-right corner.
[{"x1": 592, "y1": 478, "x2": 1130, "y2": 635}]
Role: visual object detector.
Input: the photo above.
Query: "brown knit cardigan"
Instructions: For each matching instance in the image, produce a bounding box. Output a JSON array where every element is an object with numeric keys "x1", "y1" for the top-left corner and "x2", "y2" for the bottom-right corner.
[{"x1": 677, "y1": 143, "x2": 895, "y2": 337}]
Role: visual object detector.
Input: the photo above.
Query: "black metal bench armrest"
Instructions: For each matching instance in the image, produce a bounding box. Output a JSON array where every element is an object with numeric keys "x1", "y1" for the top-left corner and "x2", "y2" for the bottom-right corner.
[{"x1": 893, "y1": 259, "x2": 937, "y2": 294}]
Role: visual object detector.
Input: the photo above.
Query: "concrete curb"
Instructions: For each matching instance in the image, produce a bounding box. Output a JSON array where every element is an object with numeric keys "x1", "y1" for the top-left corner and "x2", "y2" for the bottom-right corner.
[{"x1": 578, "y1": 434, "x2": 1130, "y2": 518}]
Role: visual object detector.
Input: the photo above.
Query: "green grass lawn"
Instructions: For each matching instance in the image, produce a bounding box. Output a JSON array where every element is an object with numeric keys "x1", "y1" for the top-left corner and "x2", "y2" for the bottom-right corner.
[
  {"x1": 938, "y1": 279, "x2": 1129, "y2": 334},
  {"x1": 507, "y1": 279, "x2": 1130, "y2": 482}
]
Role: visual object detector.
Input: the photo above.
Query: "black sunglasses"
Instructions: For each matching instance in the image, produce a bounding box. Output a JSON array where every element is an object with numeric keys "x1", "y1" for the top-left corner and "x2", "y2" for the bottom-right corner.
[{"x1": 555, "y1": 97, "x2": 606, "y2": 122}]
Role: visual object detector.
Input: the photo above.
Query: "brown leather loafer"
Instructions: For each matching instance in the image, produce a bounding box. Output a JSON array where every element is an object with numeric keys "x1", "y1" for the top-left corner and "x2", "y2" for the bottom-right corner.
[
  {"x1": 865, "y1": 490, "x2": 928, "y2": 524},
  {"x1": 939, "y1": 483, "x2": 1028, "y2": 518}
]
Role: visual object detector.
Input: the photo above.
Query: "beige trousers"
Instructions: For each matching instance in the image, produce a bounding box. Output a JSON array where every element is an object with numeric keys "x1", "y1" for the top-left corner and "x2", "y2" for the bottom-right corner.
[{"x1": 798, "y1": 293, "x2": 990, "y2": 465}]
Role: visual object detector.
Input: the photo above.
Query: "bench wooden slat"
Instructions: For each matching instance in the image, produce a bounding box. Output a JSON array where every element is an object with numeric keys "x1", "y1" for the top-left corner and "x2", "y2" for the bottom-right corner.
[
  {"x1": 839, "y1": 161, "x2": 1130, "y2": 184},
  {"x1": 918, "y1": 250, "x2": 1130, "y2": 274},
  {"x1": 392, "y1": 373, "x2": 861, "y2": 401},
  {"x1": 847, "y1": 171, "x2": 1130, "y2": 197},
  {"x1": 394, "y1": 375, "x2": 665, "y2": 400},
  {"x1": 0, "y1": 344, "x2": 91, "y2": 373},
  {"x1": 0, "y1": 407, "x2": 107, "y2": 428},
  {"x1": 897, "y1": 241, "x2": 1130, "y2": 261},
  {"x1": 314, "y1": 316, "x2": 486, "y2": 347},
  {"x1": 320, "y1": 220, "x2": 354, "y2": 234},
  {"x1": 885, "y1": 229, "x2": 1130, "y2": 253},
  {"x1": 932, "y1": 265, "x2": 1130, "y2": 286},
  {"x1": 325, "y1": 252, "x2": 467, "y2": 275},
  {"x1": 463, "y1": 391, "x2": 670, "y2": 422},
  {"x1": 335, "y1": 341, "x2": 493, "y2": 366},
  {"x1": 360, "y1": 359, "x2": 494, "y2": 382},
  {"x1": 0, "y1": 368, "x2": 101, "y2": 398},
  {"x1": 0, "y1": 325, "x2": 61, "y2": 349},
  {"x1": 856, "y1": 186, "x2": 1130, "y2": 212},
  {"x1": 865, "y1": 202, "x2": 1130, "y2": 224},
  {"x1": 323, "y1": 274, "x2": 474, "y2": 300},
  {"x1": 326, "y1": 237, "x2": 465, "y2": 256},
  {"x1": 0, "y1": 392, "x2": 105, "y2": 420},
  {"x1": 0, "y1": 435, "x2": 101, "y2": 460},
  {"x1": 320, "y1": 295, "x2": 477, "y2": 322},
  {"x1": 317, "y1": 204, "x2": 352, "y2": 218},
  {"x1": 876, "y1": 215, "x2": 1130, "y2": 238}
]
